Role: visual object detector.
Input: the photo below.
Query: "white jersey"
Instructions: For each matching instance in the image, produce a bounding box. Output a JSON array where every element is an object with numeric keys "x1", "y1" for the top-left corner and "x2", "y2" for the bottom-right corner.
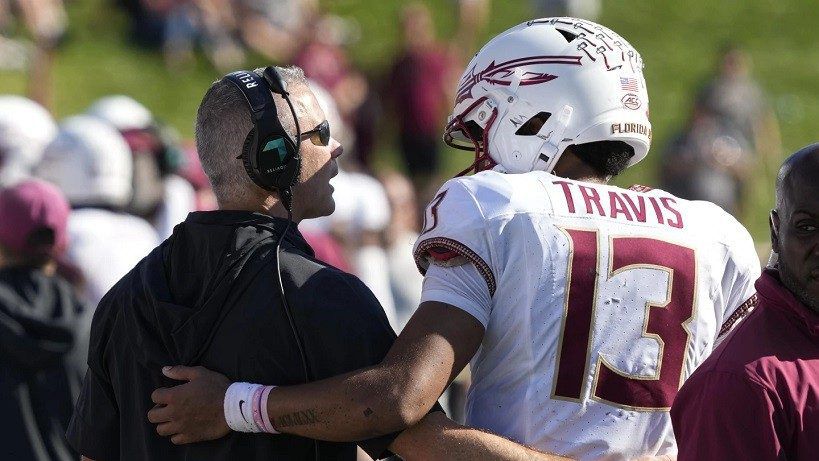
[
  {"x1": 68, "y1": 208, "x2": 161, "y2": 307},
  {"x1": 413, "y1": 170, "x2": 760, "y2": 460}
]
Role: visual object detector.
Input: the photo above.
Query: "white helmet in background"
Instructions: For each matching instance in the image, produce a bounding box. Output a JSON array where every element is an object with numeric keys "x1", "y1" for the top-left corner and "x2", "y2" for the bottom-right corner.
[
  {"x1": 445, "y1": 17, "x2": 651, "y2": 175},
  {"x1": 36, "y1": 115, "x2": 133, "y2": 208},
  {"x1": 86, "y1": 95, "x2": 154, "y2": 131},
  {"x1": 0, "y1": 96, "x2": 58, "y2": 185}
]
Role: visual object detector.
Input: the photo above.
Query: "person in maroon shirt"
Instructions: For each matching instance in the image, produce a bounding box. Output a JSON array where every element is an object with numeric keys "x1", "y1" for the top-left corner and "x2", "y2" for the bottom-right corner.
[
  {"x1": 671, "y1": 142, "x2": 819, "y2": 460},
  {"x1": 387, "y1": 3, "x2": 457, "y2": 195}
]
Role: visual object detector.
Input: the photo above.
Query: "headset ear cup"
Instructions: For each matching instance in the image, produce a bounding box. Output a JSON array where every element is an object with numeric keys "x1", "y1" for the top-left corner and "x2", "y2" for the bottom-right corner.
[
  {"x1": 241, "y1": 128, "x2": 263, "y2": 186},
  {"x1": 271, "y1": 136, "x2": 301, "y2": 190}
]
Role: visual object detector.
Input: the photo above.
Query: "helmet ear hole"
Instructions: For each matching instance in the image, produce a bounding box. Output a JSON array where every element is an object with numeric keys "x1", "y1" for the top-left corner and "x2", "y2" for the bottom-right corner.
[
  {"x1": 515, "y1": 111, "x2": 552, "y2": 136},
  {"x1": 463, "y1": 120, "x2": 485, "y2": 140}
]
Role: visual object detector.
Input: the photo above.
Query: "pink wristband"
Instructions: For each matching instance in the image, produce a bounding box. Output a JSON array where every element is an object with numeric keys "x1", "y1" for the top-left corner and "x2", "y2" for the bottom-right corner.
[
  {"x1": 258, "y1": 385, "x2": 278, "y2": 434},
  {"x1": 250, "y1": 385, "x2": 266, "y2": 433}
]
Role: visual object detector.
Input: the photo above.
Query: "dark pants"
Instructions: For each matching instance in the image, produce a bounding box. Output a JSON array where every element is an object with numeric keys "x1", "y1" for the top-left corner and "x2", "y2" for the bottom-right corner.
[{"x1": 399, "y1": 133, "x2": 440, "y2": 177}]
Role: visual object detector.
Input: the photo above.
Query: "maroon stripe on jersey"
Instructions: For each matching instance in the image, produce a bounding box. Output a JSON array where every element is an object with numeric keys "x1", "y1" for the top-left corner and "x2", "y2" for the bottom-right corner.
[
  {"x1": 414, "y1": 237, "x2": 496, "y2": 296},
  {"x1": 717, "y1": 293, "x2": 758, "y2": 338},
  {"x1": 553, "y1": 229, "x2": 598, "y2": 400}
]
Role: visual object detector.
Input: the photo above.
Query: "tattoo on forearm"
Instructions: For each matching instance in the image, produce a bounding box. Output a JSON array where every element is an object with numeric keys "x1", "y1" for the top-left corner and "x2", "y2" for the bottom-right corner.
[
  {"x1": 275, "y1": 409, "x2": 319, "y2": 428},
  {"x1": 363, "y1": 407, "x2": 373, "y2": 417}
]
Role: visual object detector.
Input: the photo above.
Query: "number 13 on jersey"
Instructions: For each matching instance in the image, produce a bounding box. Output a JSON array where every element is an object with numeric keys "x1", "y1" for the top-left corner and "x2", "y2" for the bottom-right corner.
[{"x1": 552, "y1": 228, "x2": 697, "y2": 411}]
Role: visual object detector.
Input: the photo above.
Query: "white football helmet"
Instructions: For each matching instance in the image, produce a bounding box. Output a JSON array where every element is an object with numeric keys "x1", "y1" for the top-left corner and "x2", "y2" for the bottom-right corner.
[
  {"x1": 0, "y1": 96, "x2": 57, "y2": 186},
  {"x1": 445, "y1": 17, "x2": 651, "y2": 175},
  {"x1": 36, "y1": 115, "x2": 133, "y2": 208},
  {"x1": 86, "y1": 95, "x2": 154, "y2": 131}
]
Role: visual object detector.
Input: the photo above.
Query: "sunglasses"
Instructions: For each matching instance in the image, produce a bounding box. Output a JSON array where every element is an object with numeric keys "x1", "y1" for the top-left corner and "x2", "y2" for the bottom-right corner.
[{"x1": 298, "y1": 120, "x2": 330, "y2": 146}]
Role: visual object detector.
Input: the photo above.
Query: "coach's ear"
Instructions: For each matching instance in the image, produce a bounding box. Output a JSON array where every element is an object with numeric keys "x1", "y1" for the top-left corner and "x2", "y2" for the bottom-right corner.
[{"x1": 770, "y1": 210, "x2": 781, "y2": 255}]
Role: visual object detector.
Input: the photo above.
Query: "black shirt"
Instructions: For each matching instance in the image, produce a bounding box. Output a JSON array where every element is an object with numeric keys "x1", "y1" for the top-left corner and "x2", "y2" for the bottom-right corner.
[
  {"x1": 67, "y1": 211, "x2": 399, "y2": 460},
  {"x1": 0, "y1": 267, "x2": 84, "y2": 461}
]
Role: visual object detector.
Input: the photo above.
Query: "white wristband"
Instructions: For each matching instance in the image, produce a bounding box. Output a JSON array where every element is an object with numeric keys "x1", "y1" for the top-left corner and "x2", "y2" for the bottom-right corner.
[
  {"x1": 224, "y1": 382, "x2": 263, "y2": 433},
  {"x1": 224, "y1": 382, "x2": 279, "y2": 434}
]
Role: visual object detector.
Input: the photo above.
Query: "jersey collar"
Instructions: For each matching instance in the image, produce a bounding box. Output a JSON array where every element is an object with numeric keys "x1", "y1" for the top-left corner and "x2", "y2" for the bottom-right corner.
[{"x1": 756, "y1": 269, "x2": 819, "y2": 340}]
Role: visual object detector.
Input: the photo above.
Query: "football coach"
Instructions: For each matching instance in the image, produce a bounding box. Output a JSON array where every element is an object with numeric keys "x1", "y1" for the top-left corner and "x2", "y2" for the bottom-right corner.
[
  {"x1": 671, "y1": 144, "x2": 819, "y2": 460},
  {"x1": 67, "y1": 66, "x2": 564, "y2": 461}
]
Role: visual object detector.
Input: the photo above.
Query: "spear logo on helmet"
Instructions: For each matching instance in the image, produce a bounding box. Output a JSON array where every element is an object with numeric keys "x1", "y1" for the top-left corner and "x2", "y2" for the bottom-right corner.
[{"x1": 454, "y1": 55, "x2": 582, "y2": 105}]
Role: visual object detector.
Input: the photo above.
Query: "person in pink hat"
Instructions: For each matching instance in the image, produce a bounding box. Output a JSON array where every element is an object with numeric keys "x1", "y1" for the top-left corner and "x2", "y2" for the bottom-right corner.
[
  {"x1": 0, "y1": 179, "x2": 88, "y2": 460},
  {"x1": 0, "y1": 179, "x2": 69, "y2": 266}
]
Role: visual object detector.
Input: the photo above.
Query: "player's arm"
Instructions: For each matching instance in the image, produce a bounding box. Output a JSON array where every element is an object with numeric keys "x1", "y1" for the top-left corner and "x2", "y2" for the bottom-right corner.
[
  {"x1": 389, "y1": 411, "x2": 573, "y2": 461},
  {"x1": 263, "y1": 300, "x2": 483, "y2": 440},
  {"x1": 149, "y1": 300, "x2": 484, "y2": 443}
]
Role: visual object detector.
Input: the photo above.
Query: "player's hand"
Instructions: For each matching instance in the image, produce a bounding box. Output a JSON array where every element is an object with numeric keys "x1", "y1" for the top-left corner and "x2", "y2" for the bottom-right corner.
[{"x1": 148, "y1": 365, "x2": 231, "y2": 444}]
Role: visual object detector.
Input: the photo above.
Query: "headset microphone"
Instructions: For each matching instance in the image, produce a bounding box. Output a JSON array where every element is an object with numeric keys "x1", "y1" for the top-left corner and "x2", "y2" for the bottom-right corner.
[{"x1": 263, "y1": 67, "x2": 289, "y2": 95}]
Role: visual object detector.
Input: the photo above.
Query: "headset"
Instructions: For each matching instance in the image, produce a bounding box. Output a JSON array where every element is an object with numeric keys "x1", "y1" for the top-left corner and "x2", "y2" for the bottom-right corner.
[
  {"x1": 224, "y1": 67, "x2": 302, "y2": 209},
  {"x1": 223, "y1": 68, "x2": 318, "y2": 458}
]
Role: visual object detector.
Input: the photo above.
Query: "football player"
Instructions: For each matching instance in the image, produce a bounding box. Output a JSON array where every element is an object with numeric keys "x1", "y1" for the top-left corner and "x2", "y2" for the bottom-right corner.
[{"x1": 148, "y1": 18, "x2": 760, "y2": 460}]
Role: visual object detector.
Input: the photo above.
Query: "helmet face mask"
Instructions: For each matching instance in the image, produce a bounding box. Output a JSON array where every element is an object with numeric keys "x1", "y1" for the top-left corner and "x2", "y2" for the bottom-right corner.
[
  {"x1": 444, "y1": 17, "x2": 652, "y2": 176},
  {"x1": 445, "y1": 96, "x2": 499, "y2": 175}
]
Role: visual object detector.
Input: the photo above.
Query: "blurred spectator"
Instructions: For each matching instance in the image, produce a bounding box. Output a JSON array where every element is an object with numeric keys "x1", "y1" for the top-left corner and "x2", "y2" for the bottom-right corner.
[
  {"x1": 531, "y1": 0, "x2": 601, "y2": 20},
  {"x1": 387, "y1": 3, "x2": 457, "y2": 195},
  {"x1": 662, "y1": 44, "x2": 782, "y2": 216},
  {"x1": 336, "y1": 170, "x2": 396, "y2": 327},
  {"x1": 0, "y1": 95, "x2": 57, "y2": 187},
  {"x1": 117, "y1": 0, "x2": 243, "y2": 71},
  {"x1": 233, "y1": 0, "x2": 317, "y2": 63},
  {"x1": 34, "y1": 115, "x2": 160, "y2": 308},
  {"x1": 453, "y1": 0, "x2": 490, "y2": 61},
  {"x1": 295, "y1": 13, "x2": 375, "y2": 166},
  {"x1": 380, "y1": 170, "x2": 423, "y2": 331},
  {"x1": 294, "y1": 15, "x2": 354, "y2": 93},
  {"x1": 0, "y1": 0, "x2": 66, "y2": 44},
  {"x1": 118, "y1": 0, "x2": 170, "y2": 48},
  {"x1": 162, "y1": 0, "x2": 244, "y2": 71},
  {"x1": 86, "y1": 95, "x2": 198, "y2": 239},
  {"x1": 660, "y1": 103, "x2": 753, "y2": 215},
  {"x1": 696, "y1": 43, "x2": 781, "y2": 160},
  {"x1": 0, "y1": 0, "x2": 67, "y2": 105},
  {"x1": 0, "y1": 179, "x2": 85, "y2": 460}
]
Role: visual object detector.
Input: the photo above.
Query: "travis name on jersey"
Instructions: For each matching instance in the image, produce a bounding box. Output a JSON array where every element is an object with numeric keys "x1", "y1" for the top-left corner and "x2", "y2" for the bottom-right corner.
[{"x1": 551, "y1": 180, "x2": 684, "y2": 229}]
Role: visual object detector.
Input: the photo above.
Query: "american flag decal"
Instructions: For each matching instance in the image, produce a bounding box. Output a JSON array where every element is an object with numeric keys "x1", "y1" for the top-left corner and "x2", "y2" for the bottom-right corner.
[{"x1": 620, "y1": 77, "x2": 639, "y2": 91}]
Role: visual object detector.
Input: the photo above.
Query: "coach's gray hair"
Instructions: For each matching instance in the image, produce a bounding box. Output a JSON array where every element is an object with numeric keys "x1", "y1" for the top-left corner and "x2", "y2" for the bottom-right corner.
[{"x1": 195, "y1": 66, "x2": 308, "y2": 204}]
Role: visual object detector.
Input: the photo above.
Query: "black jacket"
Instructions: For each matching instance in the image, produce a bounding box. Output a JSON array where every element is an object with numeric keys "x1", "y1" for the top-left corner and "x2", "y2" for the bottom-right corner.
[
  {"x1": 67, "y1": 211, "x2": 399, "y2": 460},
  {"x1": 0, "y1": 267, "x2": 85, "y2": 461}
]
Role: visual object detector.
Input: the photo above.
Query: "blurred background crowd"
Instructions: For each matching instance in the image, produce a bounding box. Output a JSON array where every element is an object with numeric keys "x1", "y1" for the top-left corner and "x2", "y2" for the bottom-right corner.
[{"x1": 0, "y1": 0, "x2": 816, "y2": 459}]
